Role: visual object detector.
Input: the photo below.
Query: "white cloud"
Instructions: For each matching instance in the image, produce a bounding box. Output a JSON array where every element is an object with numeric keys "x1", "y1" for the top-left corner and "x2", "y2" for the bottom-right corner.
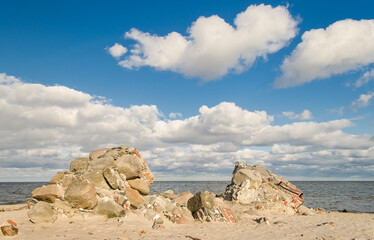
[
  {"x1": 355, "y1": 69, "x2": 374, "y2": 87},
  {"x1": 168, "y1": 112, "x2": 182, "y2": 119},
  {"x1": 350, "y1": 92, "x2": 374, "y2": 109},
  {"x1": 1, "y1": 73, "x2": 374, "y2": 181},
  {"x1": 107, "y1": 43, "x2": 128, "y2": 58},
  {"x1": 276, "y1": 19, "x2": 374, "y2": 88},
  {"x1": 282, "y1": 109, "x2": 313, "y2": 120},
  {"x1": 116, "y1": 4, "x2": 298, "y2": 81}
]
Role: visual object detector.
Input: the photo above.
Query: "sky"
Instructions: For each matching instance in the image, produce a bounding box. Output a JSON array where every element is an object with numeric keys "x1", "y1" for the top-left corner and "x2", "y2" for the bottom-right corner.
[{"x1": 1, "y1": 0, "x2": 374, "y2": 181}]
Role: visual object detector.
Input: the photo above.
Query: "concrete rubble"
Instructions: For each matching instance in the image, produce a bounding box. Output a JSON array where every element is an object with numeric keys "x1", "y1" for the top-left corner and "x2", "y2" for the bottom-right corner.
[{"x1": 25, "y1": 146, "x2": 317, "y2": 231}]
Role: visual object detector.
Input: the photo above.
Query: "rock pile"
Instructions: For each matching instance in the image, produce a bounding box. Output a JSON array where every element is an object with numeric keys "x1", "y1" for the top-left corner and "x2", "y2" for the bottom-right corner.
[
  {"x1": 27, "y1": 147, "x2": 308, "y2": 229},
  {"x1": 27, "y1": 145, "x2": 154, "y2": 223},
  {"x1": 224, "y1": 161, "x2": 304, "y2": 215}
]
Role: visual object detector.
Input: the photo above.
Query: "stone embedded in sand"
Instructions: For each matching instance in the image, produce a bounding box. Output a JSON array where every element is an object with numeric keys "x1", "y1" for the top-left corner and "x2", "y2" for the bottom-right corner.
[
  {"x1": 125, "y1": 187, "x2": 145, "y2": 208},
  {"x1": 127, "y1": 178, "x2": 149, "y2": 195},
  {"x1": 94, "y1": 197, "x2": 124, "y2": 217},
  {"x1": 64, "y1": 181, "x2": 97, "y2": 209},
  {"x1": 32, "y1": 184, "x2": 65, "y2": 203},
  {"x1": 187, "y1": 191, "x2": 216, "y2": 214},
  {"x1": 1, "y1": 225, "x2": 18, "y2": 236},
  {"x1": 89, "y1": 148, "x2": 110, "y2": 161},
  {"x1": 70, "y1": 157, "x2": 89, "y2": 174},
  {"x1": 103, "y1": 168, "x2": 125, "y2": 190},
  {"x1": 27, "y1": 201, "x2": 57, "y2": 223},
  {"x1": 233, "y1": 168, "x2": 262, "y2": 188},
  {"x1": 116, "y1": 155, "x2": 143, "y2": 179},
  {"x1": 82, "y1": 170, "x2": 110, "y2": 189}
]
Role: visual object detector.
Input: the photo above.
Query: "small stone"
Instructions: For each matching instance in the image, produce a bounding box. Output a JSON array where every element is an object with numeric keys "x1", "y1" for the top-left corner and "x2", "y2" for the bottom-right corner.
[{"x1": 1, "y1": 225, "x2": 18, "y2": 236}]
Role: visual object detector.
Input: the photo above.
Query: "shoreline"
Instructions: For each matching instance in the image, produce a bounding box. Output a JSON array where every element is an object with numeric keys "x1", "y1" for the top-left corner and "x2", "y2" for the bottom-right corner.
[{"x1": 1, "y1": 203, "x2": 374, "y2": 239}]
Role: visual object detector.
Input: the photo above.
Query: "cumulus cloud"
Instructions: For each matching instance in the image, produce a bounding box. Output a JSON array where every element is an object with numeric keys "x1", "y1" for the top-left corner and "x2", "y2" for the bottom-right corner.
[
  {"x1": 1, "y1": 73, "x2": 373, "y2": 181},
  {"x1": 355, "y1": 69, "x2": 374, "y2": 87},
  {"x1": 276, "y1": 19, "x2": 374, "y2": 88},
  {"x1": 113, "y1": 4, "x2": 298, "y2": 81},
  {"x1": 282, "y1": 109, "x2": 313, "y2": 120},
  {"x1": 350, "y1": 92, "x2": 374, "y2": 109},
  {"x1": 107, "y1": 43, "x2": 128, "y2": 58}
]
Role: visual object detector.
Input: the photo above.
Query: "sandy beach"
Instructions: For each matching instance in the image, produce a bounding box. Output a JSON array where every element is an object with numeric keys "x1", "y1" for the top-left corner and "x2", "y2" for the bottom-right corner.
[{"x1": 1, "y1": 204, "x2": 373, "y2": 240}]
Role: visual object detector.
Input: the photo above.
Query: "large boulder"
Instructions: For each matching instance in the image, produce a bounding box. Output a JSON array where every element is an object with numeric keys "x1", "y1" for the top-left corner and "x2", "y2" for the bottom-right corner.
[
  {"x1": 125, "y1": 187, "x2": 145, "y2": 208},
  {"x1": 187, "y1": 191, "x2": 216, "y2": 214},
  {"x1": 82, "y1": 170, "x2": 110, "y2": 189},
  {"x1": 116, "y1": 155, "x2": 143, "y2": 179},
  {"x1": 32, "y1": 184, "x2": 65, "y2": 203},
  {"x1": 89, "y1": 148, "x2": 110, "y2": 161},
  {"x1": 103, "y1": 168, "x2": 126, "y2": 190},
  {"x1": 28, "y1": 201, "x2": 57, "y2": 223},
  {"x1": 88, "y1": 155, "x2": 115, "y2": 171},
  {"x1": 94, "y1": 197, "x2": 124, "y2": 217},
  {"x1": 127, "y1": 178, "x2": 149, "y2": 195},
  {"x1": 70, "y1": 157, "x2": 89, "y2": 174},
  {"x1": 64, "y1": 181, "x2": 97, "y2": 209},
  {"x1": 224, "y1": 161, "x2": 304, "y2": 215},
  {"x1": 232, "y1": 168, "x2": 262, "y2": 188}
]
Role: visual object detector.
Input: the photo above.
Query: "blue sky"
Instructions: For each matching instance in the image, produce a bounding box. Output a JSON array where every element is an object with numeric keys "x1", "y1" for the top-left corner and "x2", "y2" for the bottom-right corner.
[{"x1": 1, "y1": 0, "x2": 374, "y2": 181}]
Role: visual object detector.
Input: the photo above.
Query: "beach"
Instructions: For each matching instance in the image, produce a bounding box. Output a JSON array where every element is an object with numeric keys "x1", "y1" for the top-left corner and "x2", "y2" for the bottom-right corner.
[{"x1": 1, "y1": 204, "x2": 374, "y2": 240}]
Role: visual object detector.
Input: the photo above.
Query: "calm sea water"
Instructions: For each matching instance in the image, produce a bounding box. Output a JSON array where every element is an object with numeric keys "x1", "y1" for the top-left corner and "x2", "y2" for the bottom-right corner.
[{"x1": 1, "y1": 181, "x2": 373, "y2": 213}]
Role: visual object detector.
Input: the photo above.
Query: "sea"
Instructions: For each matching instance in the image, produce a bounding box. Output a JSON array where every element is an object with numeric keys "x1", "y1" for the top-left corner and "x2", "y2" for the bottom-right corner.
[{"x1": 0, "y1": 181, "x2": 373, "y2": 213}]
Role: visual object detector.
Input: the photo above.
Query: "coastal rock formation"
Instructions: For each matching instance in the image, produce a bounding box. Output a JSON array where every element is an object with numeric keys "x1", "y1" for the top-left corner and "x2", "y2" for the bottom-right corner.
[
  {"x1": 27, "y1": 147, "x2": 309, "y2": 229},
  {"x1": 27, "y1": 145, "x2": 155, "y2": 222},
  {"x1": 223, "y1": 161, "x2": 304, "y2": 215}
]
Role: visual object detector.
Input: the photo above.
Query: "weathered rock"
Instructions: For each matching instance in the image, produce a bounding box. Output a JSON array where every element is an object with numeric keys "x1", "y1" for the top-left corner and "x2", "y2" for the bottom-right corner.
[
  {"x1": 70, "y1": 157, "x2": 89, "y2": 174},
  {"x1": 233, "y1": 168, "x2": 262, "y2": 188},
  {"x1": 224, "y1": 161, "x2": 304, "y2": 215},
  {"x1": 187, "y1": 191, "x2": 216, "y2": 214},
  {"x1": 125, "y1": 187, "x2": 145, "y2": 208},
  {"x1": 127, "y1": 178, "x2": 149, "y2": 195},
  {"x1": 82, "y1": 170, "x2": 110, "y2": 189},
  {"x1": 53, "y1": 199, "x2": 72, "y2": 211},
  {"x1": 94, "y1": 197, "x2": 124, "y2": 217},
  {"x1": 89, "y1": 148, "x2": 110, "y2": 161},
  {"x1": 162, "y1": 190, "x2": 178, "y2": 200},
  {"x1": 64, "y1": 181, "x2": 97, "y2": 209},
  {"x1": 1, "y1": 225, "x2": 18, "y2": 236},
  {"x1": 27, "y1": 201, "x2": 57, "y2": 223},
  {"x1": 174, "y1": 191, "x2": 194, "y2": 205},
  {"x1": 103, "y1": 168, "x2": 125, "y2": 190},
  {"x1": 32, "y1": 184, "x2": 65, "y2": 203},
  {"x1": 116, "y1": 155, "x2": 142, "y2": 179},
  {"x1": 88, "y1": 155, "x2": 115, "y2": 171}
]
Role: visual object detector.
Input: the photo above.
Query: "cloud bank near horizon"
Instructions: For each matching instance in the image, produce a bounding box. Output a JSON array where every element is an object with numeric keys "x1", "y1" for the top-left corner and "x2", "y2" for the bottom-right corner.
[
  {"x1": 109, "y1": 4, "x2": 298, "y2": 81},
  {"x1": 1, "y1": 73, "x2": 373, "y2": 181}
]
